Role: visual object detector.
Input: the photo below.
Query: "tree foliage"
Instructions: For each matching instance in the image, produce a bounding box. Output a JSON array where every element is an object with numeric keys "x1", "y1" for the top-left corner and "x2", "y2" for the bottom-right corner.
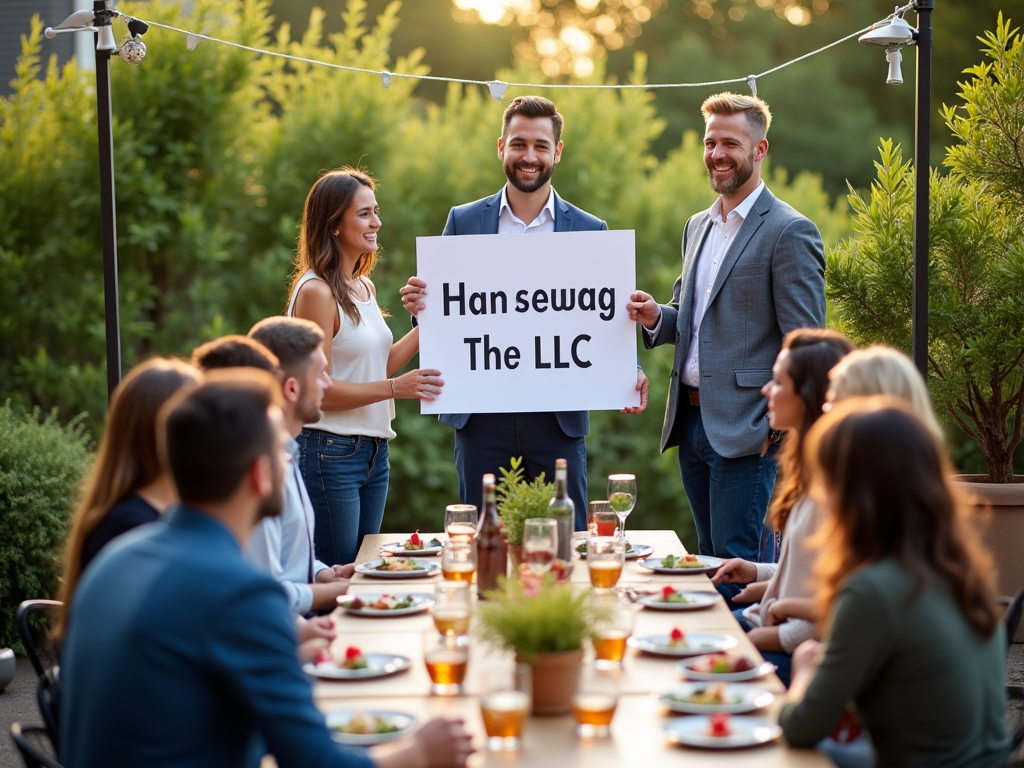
[
  {"x1": 1, "y1": 0, "x2": 849, "y2": 549},
  {"x1": 829, "y1": 18, "x2": 1024, "y2": 482}
]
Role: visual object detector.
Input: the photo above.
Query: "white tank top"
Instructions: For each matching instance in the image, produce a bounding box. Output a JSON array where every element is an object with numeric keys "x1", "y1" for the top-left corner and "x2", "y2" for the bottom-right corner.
[{"x1": 287, "y1": 270, "x2": 396, "y2": 439}]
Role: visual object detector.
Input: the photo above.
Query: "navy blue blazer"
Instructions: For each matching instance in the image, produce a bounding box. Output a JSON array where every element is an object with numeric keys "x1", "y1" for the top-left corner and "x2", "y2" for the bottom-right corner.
[
  {"x1": 438, "y1": 188, "x2": 608, "y2": 438},
  {"x1": 61, "y1": 505, "x2": 375, "y2": 768}
]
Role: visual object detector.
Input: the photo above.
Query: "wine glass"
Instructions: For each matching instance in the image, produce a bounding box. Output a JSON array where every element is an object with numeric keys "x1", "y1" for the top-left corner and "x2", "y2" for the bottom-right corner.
[
  {"x1": 445, "y1": 504, "x2": 478, "y2": 543},
  {"x1": 606, "y1": 474, "x2": 637, "y2": 541},
  {"x1": 522, "y1": 518, "x2": 558, "y2": 575}
]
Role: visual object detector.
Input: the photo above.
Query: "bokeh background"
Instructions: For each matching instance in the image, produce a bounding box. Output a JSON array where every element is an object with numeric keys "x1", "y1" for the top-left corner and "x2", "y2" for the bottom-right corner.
[{"x1": 2, "y1": 0, "x2": 1022, "y2": 548}]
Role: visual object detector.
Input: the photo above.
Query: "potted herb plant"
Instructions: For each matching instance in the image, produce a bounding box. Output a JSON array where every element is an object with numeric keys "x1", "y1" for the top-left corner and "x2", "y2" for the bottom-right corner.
[
  {"x1": 827, "y1": 18, "x2": 1024, "y2": 599},
  {"x1": 496, "y1": 456, "x2": 555, "y2": 570},
  {"x1": 476, "y1": 575, "x2": 607, "y2": 714}
]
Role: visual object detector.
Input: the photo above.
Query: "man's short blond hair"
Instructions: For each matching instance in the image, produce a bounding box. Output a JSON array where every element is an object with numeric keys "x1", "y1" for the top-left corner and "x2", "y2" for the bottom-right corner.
[{"x1": 701, "y1": 92, "x2": 772, "y2": 141}]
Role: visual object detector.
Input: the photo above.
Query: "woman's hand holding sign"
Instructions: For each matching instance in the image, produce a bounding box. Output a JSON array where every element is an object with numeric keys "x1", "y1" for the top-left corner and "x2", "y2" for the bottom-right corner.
[{"x1": 401, "y1": 276, "x2": 428, "y2": 316}]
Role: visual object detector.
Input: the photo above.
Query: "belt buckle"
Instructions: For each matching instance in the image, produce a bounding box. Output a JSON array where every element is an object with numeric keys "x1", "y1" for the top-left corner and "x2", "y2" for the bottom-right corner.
[{"x1": 688, "y1": 389, "x2": 700, "y2": 407}]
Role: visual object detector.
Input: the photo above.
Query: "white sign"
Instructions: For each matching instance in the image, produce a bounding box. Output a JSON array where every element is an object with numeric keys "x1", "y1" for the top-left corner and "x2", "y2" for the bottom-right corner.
[{"x1": 416, "y1": 230, "x2": 638, "y2": 415}]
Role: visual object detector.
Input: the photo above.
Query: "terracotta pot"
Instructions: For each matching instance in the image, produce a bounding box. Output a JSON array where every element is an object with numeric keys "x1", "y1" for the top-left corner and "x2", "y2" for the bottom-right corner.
[
  {"x1": 954, "y1": 475, "x2": 1024, "y2": 640},
  {"x1": 518, "y1": 647, "x2": 582, "y2": 715},
  {"x1": 507, "y1": 543, "x2": 524, "y2": 575}
]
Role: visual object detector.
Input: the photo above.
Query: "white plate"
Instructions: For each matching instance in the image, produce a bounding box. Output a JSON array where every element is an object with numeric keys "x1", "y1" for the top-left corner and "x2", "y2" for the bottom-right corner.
[
  {"x1": 575, "y1": 541, "x2": 655, "y2": 561},
  {"x1": 660, "y1": 683, "x2": 774, "y2": 714},
  {"x1": 664, "y1": 715, "x2": 782, "y2": 749},
  {"x1": 355, "y1": 559, "x2": 441, "y2": 579},
  {"x1": 381, "y1": 540, "x2": 443, "y2": 556},
  {"x1": 677, "y1": 655, "x2": 777, "y2": 682},
  {"x1": 326, "y1": 710, "x2": 415, "y2": 745},
  {"x1": 635, "y1": 555, "x2": 723, "y2": 575},
  {"x1": 628, "y1": 632, "x2": 737, "y2": 658},
  {"x1": 637, "y1": 591, "x2": 720, "y2": 611},
  {"x1": 304, "y1": 653, "x2": 412, "y2": 680},
  {"x1": 338, "y1": 593, "x2": 433, "y2": 617}
]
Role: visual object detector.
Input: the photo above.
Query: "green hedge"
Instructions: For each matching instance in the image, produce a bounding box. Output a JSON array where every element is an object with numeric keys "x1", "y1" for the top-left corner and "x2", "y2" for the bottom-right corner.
[{"x1": 0, "y1": 402, "x2": 91, "y2": 654}]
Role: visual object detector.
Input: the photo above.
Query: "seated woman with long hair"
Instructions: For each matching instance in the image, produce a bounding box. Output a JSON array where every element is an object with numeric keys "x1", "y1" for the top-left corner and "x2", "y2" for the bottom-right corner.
[
  {"x1": 711, "y1": 328, "x2": 855, "y2": 684},
  {"x1": 54, "y1": 358, "x2": 201, "y2": 639},
  {"x1": 780, "y1": 398, "x2": 1009, "y2": 767}
]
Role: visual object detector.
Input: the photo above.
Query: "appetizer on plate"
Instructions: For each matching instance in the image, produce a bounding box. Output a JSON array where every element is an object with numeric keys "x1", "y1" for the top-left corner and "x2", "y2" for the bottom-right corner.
[
  {"x1": 318, "y1": 646, "x2": 369, "y2": 670},
  {"x1": 576, "y1": 540, "x2": 633, "y2": 555},
  {"x1": 666, "y1": 628, "x2": 688, "y2": 648},
  {"x1": 665, "y1": 683, "x2": 734, "y2": 707},
  {"x1": 401, "y1": 531, "x2": 442, "y2": 551},
  {"x1": 707, "y1": 713, "x2": 733, "y2": 738},
  {"x1": 372, "y1": 558, "x2": 425, "y2": 572},
  {"x1": 335, "y1": 714, "x2": 401, "y2": 735},
  {"x1": 658, "y1": 586, "x2": 694, "y2": 604},
  {"x1": 345, "y1": 594, "x2": 416, "y2": 611},
  {"x1": 689, "y1": 654, "x2": 757, "y2": 675},
  {"x1": 661, "y1": 553, "x2": 707, "y2": 569}
]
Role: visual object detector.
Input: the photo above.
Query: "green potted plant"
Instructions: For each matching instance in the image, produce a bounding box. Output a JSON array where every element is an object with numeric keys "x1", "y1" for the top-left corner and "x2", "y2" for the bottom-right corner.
[
  {"x1": 476, "y1": 575, "x2": 607, "y2": 714},
  {"x1": 496, "y1": 456, "x2": 555, "y2": 570},
  {"x1": 827, "y1": 17, "x2": 1024, "y2": 597}
]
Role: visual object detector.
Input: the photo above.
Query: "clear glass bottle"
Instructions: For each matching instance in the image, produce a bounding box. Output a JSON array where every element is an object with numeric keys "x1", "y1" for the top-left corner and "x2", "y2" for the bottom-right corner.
[
  {"x1": 547, "y1": 459, "x2": 575, "y2": 567},
  {"x1": 476, "y1": 473, "x2": 507, "y2": 598}
]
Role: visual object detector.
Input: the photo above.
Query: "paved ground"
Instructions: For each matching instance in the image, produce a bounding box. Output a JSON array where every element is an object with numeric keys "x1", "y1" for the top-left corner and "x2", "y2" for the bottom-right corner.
[{"x1": 1, "y1": 648, "x2": 1023, "y2": 766}]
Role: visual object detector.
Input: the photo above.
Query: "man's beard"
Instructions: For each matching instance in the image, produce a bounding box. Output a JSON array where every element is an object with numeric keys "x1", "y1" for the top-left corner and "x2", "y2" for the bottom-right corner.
[
  {"x1": 256, "y1": 466, "x2": 285, "y2": 521},
  {"x1": 706, "y1": 151, "x2": 755, "y2": 195},
  {"x1": 504, "y1": 161, "x2": 553, "y2": 194},
  {"x1": 297, "y1": 392, "x2": 324, "y2": 426}
]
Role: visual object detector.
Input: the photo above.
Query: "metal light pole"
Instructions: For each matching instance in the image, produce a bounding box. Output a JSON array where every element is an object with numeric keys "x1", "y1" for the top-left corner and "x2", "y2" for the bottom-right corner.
[
  {"x1": 912, "y1": 0, "x2": 933, "y2": 381},
  {"x1": 859, "y1": 2, "x2": 933, "y2": 380},
  {"x1": 46, "y1": 3, "x2": 147, "y2": 399}
]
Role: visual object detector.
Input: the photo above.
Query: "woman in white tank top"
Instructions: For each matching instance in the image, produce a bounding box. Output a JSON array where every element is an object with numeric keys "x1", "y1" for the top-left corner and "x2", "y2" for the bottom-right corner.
[{"x1": 287, "y1": 168, "x2": 444, "y2": 566}]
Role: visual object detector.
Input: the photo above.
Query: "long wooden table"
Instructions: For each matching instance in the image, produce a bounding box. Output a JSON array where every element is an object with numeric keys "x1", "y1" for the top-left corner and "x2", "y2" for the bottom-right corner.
[{"x1": 301, "y1": 530, "x2": 831, "y2": 767}]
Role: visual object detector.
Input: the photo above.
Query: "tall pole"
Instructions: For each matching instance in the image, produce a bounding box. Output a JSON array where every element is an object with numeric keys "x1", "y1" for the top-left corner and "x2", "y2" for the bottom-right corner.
[
  {"x1": 912, "y1": 0, "x2": 933, "y2": 380},
  {"x1": 94, "y1": 0, "x2": 122, "y2": 399}
]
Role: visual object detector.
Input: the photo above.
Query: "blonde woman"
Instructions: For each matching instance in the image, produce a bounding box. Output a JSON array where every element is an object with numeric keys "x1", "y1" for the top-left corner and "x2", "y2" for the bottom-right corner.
[{"x1": 288, "y1": 168, "x2": 442, "y2": 566}]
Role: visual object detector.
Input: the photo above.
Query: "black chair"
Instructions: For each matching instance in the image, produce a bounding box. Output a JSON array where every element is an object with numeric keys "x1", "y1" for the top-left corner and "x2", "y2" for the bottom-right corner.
[
  {"x1": 36, "y1": 667, "x2": 61, "y2": 754},
  {"x1": 1003, "y1": 587, "x2": 1024, "y2": 765},
  {"x1": 9, "y1": 723, "x2": 63, "y2": 768},
  {"x1": 15, "y1": 600, "x2": 62, "y2": 679}
]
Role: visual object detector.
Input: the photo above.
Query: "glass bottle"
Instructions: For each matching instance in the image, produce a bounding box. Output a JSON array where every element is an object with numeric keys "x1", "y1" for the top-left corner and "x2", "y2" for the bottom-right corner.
[
  {"x1": 476, "y1": 473, "x2": 507, "y2": 598},
  {"x1": 547, "y1": 458, "x2": 575, "y2": 567}
]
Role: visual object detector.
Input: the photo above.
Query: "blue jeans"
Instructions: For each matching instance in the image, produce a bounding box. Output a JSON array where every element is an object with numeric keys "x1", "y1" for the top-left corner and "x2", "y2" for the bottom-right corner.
[
  {"x1": 297, "y1": 429, "x2": 389, "y2": 566},
  {"x1": 731, "y1": 608, "x2": 793, "y2": 688},
  {"x1": 454, "y1": 413, "x2": 588, "y2": 532},
  {"x1": 677, "y1": 399, "x2": 779, "y2": 563}
]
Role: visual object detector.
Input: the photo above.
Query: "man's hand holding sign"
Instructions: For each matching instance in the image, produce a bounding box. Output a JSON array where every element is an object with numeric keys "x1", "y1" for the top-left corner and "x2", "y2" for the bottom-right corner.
[{"x1": 411, "y1": 230, "x2": 640, "y2": 415}]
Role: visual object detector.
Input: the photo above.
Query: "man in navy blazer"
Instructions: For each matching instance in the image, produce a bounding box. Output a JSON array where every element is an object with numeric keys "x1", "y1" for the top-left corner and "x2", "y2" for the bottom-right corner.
[
  {"x1": 402, "y1": 96, "x2": 648, "y2": 529},
  {"x1": 60, "y1": 370, "x2": 472, "y2": 768},
  {"x1": 630, "y1": 92, "x2": 825, "y2": 567}
]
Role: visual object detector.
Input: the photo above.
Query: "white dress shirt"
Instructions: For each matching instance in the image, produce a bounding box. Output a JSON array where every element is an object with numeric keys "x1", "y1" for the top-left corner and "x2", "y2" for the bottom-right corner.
[
  {"x1": 246, "y1": 438, "x2": 330, "y2": 614},
  {"x1": 645, "y1": 181, "x2": 765, "y2": 387},
  {"x1": 497, "y1": 185, "x2": 556, "y2": 234}
]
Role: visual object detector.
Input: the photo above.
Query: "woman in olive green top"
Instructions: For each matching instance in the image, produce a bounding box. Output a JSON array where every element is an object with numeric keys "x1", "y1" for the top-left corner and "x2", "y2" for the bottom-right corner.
[{"x1": 780, "y1": 398, "x2": 1009, "y2": 768}]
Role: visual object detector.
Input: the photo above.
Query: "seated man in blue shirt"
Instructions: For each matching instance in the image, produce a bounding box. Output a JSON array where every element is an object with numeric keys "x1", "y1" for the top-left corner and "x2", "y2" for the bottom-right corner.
[
  {"x1": 60, "y1": 370, "x2": 473, "y2": 768},
  {"x1": 194, "y1": 331, "x2": 354, "y2": 614}
]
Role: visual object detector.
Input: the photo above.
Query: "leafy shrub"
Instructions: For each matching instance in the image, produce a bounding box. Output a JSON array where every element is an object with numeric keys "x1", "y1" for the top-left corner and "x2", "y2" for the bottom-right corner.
[
  {"x1": 496, "y1": 456, "x2": 555, "y2": 546},
  {"x1": 0, "y1": 402, "x2": 91, "y2": 653}
]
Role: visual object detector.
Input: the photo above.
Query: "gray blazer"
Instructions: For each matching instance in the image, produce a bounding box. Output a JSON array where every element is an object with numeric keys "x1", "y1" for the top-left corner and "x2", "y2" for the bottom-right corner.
[
  {"x1": 646, "y1": 186, "x2": 825, "y2": 457},
  {"x1": 438, "y1": 189, "x2": 607, "y2": 437}
]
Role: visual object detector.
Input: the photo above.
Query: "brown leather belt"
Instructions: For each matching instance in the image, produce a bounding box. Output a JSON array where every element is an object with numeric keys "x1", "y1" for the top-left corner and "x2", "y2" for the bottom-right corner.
[{"x1": 688, "y1": 388, "x2": 700, "y2": 406}]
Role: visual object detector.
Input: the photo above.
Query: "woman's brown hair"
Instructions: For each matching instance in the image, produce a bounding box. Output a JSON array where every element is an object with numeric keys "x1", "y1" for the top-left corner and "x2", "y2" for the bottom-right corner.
[
  {"x1": 806, "y1": 397, "x2": 1000, "y2": 637},
  {"x1": 54, "y1": 358, "x2": 201, "y2": 639},
  {"x1": 767, "y1": 328, "x2": 855, "y2": 532},
  {"x1": 288, "y1": 167, "x2": 379, "y2": 326}
]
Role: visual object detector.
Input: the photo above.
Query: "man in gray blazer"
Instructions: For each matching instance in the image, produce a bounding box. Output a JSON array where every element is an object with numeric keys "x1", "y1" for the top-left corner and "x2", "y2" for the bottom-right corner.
[
  {"x1": 629, "y1": 92, "x2": 824, "y2": 565},
  {"x1": 402, "y1": 96, "x2": 648, "y2": 529}
]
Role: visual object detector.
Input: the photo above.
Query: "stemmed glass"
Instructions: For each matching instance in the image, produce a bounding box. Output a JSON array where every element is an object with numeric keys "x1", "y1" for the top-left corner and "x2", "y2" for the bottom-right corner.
[
  {"x1": 522, "y1": 518, "x2": 558, "y2": 575},
  {"x1": 606, "y1": 474, "x2": 637, "y2": 541},
  {"x1": 444, "y1": 504, "x2": 478, "y2": 543}
]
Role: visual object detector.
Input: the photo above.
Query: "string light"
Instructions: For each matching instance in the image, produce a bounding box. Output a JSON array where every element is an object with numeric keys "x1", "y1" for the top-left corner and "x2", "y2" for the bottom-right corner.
[{"x1": 127, "y1": 4, "x2": 914, "y2": 99}]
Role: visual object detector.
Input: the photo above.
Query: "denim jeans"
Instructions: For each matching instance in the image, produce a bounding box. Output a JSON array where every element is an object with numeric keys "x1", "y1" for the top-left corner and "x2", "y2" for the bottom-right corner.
[
  {"x1": 454, "y1": 412, "x2": 589, "y2": 532},
  {"x1": 677, "y1": 399, "x2": 780, "y2": 562},
  {"x1": 731, "y1": 608, "x2": 794, "y2": 688},
  {"x1": 297, "y1": 428, "x2": 389, "y2": 566}
]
